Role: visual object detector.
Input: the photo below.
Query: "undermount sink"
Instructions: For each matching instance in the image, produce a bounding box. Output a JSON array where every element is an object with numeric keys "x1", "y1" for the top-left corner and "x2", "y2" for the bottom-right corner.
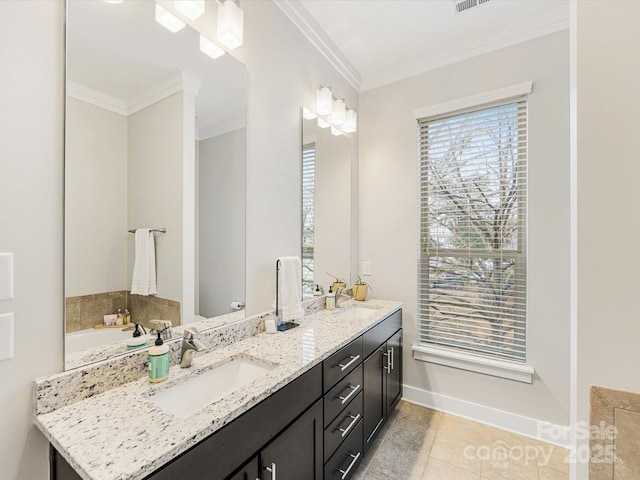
[{"x1": 149, "y1": 356, "x2": 275, "y2": 418}]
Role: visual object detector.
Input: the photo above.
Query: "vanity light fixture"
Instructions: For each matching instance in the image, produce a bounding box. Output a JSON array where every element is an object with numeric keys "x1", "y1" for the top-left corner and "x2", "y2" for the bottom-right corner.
[
  {"x1": 317, "y1": 117, "x2": 331, "y2": 129},
  {"x1": 174, "y1": 0, "x2": 205, "y2": 20},
  {"x1": 217, "y1": 0, "x2": 244, "y2": 50},
  {"x1": 200, "y1": 35, "x2": 225, "y2": 59},
  {"x1": 155, "y1": 4, "x2": 186, "y2": 33},
  {"x1": 316, "y1": 86, "x2": 333, "y2": 116},
  {"x1": 331, "y1": 126, "x2": 344, "y2": 136},
  {"x1": 342, "y1": 108, "x2": 357, "y2": 133},
  {"x1": 331, "y1": 98, "x2": 346, "y2": 125},
  {"x1": 302, "y1": 107, "x2": 316, "y2": 120}
]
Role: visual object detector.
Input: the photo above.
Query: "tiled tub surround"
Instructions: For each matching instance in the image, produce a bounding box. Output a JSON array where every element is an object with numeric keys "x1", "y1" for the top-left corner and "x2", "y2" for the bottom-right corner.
[
  {"x1": 34, "y1": 299, "x2": 401, "y2": 480},
  {"x1": 65, "y1": 291, "x2": 181, "y2": 333},
  {"x1": 590, "y1": 386, "x2": 640, "y2": 480},
  {"x1": 64, "y1": 295, "x2": 328, "y2": 370}
]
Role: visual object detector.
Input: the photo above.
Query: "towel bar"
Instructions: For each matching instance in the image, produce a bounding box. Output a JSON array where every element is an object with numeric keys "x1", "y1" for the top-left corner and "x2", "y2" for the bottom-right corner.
[{"x1": 128, "y1": 228, "x2": 166, "y2": 234}]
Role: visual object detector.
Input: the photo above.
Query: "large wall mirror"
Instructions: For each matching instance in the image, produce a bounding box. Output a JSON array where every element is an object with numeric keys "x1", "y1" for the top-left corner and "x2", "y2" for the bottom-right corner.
[
  {"x1": 65, "y1": 0, "x2": 247, "y2": 369},
  {"x1": 302, "y1": 116, "x2": 351, "y2": 297}
]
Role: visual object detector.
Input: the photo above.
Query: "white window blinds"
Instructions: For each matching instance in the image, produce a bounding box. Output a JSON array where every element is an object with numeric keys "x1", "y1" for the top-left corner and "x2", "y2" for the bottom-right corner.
[
  {"x1": 418, "y1": 96, "x2": 528, "y2": 362},
  {"x1": 302, "y1": 142, "x2": 316, "y2": 296}
]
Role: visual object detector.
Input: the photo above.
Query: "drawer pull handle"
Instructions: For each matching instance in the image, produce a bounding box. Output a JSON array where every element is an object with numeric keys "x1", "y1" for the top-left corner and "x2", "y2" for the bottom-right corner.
[
  {"x1": 390, "y1": 347, "x2": 394, "y2": 371},
  {"x1": 338, "y1": 384, "x2": 360, "y2": 405},
  {"x1": 338, "y1": 452, "x2": 361, "y2": 479},
  {"x1": 265, "y1": 462, "x2": 276, "y2": 480},
  {"x1": 338, "y1": 413, "x2": 361, "y2": 438},
  {"x1": 382, "y1": 351, "x2": 391, "y2": 374},
  {"x1": 338, "y1": 355, "x2": 360, "y2": 372}
]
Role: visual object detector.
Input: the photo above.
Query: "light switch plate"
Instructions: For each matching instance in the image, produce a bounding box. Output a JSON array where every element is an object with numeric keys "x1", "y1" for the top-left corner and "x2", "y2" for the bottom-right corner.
[
  {"x1": 0, "y1": 253, "x2": 14, "y2": 300},
  {"x1": 362, "y1": 261, "x2": 372, "y2": 276},
  {"x1": 0, "y1": 313, "x2": 14, "y2": 361}
]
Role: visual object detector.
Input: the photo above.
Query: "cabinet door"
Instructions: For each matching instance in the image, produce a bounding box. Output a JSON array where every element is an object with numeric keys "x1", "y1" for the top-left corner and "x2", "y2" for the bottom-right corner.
[
  {"x1": 386, "y1": 329, "x2": 402, "y2": 415},
  {"x1": 260, "y1": 400, "x2": 323, "y2": 480},
  {"x1": 363, "y1": 347, "x2": 386, "y2": 455},
  {"x1": 227, "y1": 456, "x2": 258, "y2": 480}
]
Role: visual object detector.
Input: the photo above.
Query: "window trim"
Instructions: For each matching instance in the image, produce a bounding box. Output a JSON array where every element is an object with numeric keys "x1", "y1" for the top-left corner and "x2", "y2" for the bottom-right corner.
[{"x1": 413, "y1": 81, "x2": 535, "y2": 381}]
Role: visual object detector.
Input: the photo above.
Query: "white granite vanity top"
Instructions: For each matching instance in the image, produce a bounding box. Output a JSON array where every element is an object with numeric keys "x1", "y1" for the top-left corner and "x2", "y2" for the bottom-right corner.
[{"x1": 34, "y1": 299, "x2": 402, "y2": 480}]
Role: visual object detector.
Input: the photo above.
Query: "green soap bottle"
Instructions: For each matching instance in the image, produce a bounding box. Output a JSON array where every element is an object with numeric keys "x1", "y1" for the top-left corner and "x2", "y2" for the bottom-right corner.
[{"x1": 148, "y1": 331, "x2": 170, "y2": 383}]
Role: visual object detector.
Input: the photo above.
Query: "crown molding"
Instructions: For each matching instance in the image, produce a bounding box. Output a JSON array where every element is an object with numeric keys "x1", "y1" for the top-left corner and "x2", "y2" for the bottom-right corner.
[
  {"x1": 66, "y1": 82, "x2": 127, "y2": 115},
  {"x1": 361, "y1": 19, "x2": 570, "y2": 91},
  {"x1": 67, "y1": 72, "x2": 201, "y2": 116},
  {"x1": 197, "y1": 117, "x2": 246, "y2": 141},
  {"x1": 273, "y1": 0, "x2": 361, "y2": 91}
]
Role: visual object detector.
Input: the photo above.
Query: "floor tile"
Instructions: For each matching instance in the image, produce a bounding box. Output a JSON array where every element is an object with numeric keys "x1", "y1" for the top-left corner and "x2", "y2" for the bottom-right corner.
[
  {"x1": 430, "y1": 429, "x2": 483, "y2": 474},
  {"x1": 366, "y1": 436, "x2": 429, "y2": 480},
  {"x1": 421, "y1": 457, "x2": 480, "y2": 480},
  {"x1": 537, "y1": 445, "x2": 570, "y2": 474},
  {"x1": 538, "y1": 465, "x2": 570, "y2": 480}
]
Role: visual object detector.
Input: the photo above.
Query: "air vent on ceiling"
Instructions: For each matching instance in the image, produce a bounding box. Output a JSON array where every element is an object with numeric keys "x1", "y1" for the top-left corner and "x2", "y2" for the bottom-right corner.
[{"x1": 452, "y1": 0, "x2": 491, "y2": 14}]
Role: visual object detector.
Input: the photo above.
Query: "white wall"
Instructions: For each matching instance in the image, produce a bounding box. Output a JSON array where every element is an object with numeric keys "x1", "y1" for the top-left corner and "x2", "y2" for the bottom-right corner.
[
  {"x1": 65, "y1": 98, "x2": 128, "y2": 297},
  {"x1": 127, "y1": 92, "x2": 184, "y2": 304},
  {"x1": 574, "y1": 2, "x2": 640, "y2": 477},
  {"x1": 0, "y1": 2, "x2": 64, "y2": 479},
  {"x1": 360, "y1": 32, "x2": 570, "y2": 427},
  {"x1": 198, "y1": 128, "x2": 246, "y2": 317}
]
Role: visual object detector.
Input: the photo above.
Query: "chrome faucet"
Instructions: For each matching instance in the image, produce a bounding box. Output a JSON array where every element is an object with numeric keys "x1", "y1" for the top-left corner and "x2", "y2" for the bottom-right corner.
[
  {"x1": 180, "y1": 327, "x2": 207, "y2": 368},
  {"x1": 335, "y1": 288, "x2": 352, "y2": 308}
]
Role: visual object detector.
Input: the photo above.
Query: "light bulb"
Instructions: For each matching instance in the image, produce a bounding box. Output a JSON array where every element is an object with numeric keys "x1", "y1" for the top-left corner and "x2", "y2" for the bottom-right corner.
[
  {"x1": 316, "y1": 86, "x2": 332, "y2": 116},
  {"x1": 331, "y1": 98, "x2": 346, "y2": 125},
  {"x1": 343, "y1": 109, "x2": 357, "y2": 133},
  {"x1": 302, "y1": 107, "x2": 316, "y2": 120},
  {"x1": 155, "y1": 4, "x2": 186, "y2": 33},
  {"x1": 200, "y1": 35, "x2": 225, "y2": 59},
  {"x1": 217, "y1": 0, "x2": 244, "y2": 50},
  {"x1": 331, "y1": 126, "x2": 344, "y2": 136},
  {"x1": 174, "y1": 0, "x2": 205, "y2": 20},
  {"x1": 317, "y1": 117, "x2": 331, "y2": 129}
]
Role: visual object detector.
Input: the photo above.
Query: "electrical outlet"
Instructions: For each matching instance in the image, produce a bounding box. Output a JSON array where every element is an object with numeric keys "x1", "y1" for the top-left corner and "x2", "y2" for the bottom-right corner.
[{"x1": 362, "y1": 261, "x2": 372, "y2": 276}]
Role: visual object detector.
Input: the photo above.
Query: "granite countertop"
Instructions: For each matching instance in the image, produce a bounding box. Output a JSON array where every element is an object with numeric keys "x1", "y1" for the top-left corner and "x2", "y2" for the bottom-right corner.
[{"x1": 34, "y1": 299, "x2": 402, "y2": 480}]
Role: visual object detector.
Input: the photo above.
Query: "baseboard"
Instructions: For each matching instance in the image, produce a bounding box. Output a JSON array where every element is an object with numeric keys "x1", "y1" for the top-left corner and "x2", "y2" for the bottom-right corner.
[{"x1": 402, "y1": 385, "x2": 571, "y2": 448}]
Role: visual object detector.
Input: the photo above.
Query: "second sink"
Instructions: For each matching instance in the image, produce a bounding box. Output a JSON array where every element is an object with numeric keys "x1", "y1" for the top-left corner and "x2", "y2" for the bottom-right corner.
[{"x1": 149, "y1": 356, "x2": 275, "y2": 419}]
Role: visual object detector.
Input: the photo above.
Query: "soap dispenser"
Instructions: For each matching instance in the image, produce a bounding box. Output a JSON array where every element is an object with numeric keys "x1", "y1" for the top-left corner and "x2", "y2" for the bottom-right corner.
[
  {"x1": 326, "y1": 286, "x2": 336, "y2": 310},
  {"x1": 148, "y1": 331, "x2": 170, "y2": 383}
]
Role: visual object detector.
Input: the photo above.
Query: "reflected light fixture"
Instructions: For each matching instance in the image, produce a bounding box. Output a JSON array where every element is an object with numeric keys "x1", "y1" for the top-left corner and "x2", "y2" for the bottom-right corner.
[
  {"x1": 316, "y1": 86, "x2": 332, "y2": 116},
  {"x1": 331, "y1": 126, "x2": 344, "y2": 136},
  {"x1": 331, "y1": 98, "x2": 346, "y2": 125},
  {"x1": 302, "y1": 107, "x2": 316, "y2": 120},
  {"x1": 200, "y1": 35, "x2": 225, "y2": 59},
  {"x1": 155, "y1": 4, "x2": 186, "y2": 33},
  {"x1": 174, "y1": 0, "x2": 205, "y2": 20},
  {"x1": 317, "y1": 117, "x2": 331, "y2": 129},
  {"x1": 217, "y1": 0, "x2": 244, "y2": 50},
  {"x1": 343, "y1": 108, "x2": 357, "y2": 133}
]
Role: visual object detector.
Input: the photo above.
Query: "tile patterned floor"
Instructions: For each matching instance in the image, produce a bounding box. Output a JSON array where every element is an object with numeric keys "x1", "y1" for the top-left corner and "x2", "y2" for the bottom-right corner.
[{"x1": 352, "y1": 401, "x2": 570, "y2": 480}]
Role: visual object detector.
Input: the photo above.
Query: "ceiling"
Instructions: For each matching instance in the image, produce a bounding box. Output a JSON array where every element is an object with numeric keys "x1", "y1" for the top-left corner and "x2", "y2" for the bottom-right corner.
[{"x1": 281, "y1": 0, "x2": 569, "y2": 91}]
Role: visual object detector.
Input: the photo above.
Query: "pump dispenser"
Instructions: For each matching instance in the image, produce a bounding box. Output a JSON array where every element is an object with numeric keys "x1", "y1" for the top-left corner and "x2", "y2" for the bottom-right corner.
[{"x1": 148, "y1": 330, "x2": 170, "y2": 383}]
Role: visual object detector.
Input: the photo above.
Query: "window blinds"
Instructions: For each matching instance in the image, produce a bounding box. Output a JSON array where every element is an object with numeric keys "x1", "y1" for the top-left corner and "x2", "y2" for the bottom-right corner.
[
  {"x1": 302, "y1": 143, "x2": 316, "y2": 296},
  {"x1": 418, "y1": 97, "x2": 528, "y2": 362}
]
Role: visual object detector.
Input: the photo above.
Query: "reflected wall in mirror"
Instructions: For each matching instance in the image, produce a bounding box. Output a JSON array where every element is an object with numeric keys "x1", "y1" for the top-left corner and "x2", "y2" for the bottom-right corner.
[
  {"x1": 302, "y1": 115, "x2": 351, "y2": 297},
  {"x1": 65, "y1": 0, "x2": 247, "y2": 369}
]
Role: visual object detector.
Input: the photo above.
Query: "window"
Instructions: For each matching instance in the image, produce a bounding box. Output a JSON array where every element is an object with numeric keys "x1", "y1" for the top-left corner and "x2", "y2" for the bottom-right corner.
[
  {"x1": 302, "y1": 142, "x2": 315, "y2": 297},
  {"x1": 417, "y1": 95, "x2": 528, "y2": 364}
]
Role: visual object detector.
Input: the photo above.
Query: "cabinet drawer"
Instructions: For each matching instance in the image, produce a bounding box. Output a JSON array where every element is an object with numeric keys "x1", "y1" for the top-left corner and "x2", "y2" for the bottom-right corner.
[
  {"x1": 324, "y1": 364, "x2": 363, "y2": 428},
  {"x1": 324, "y1": 419, "x2": 364, "y2": 480},
  {"x1": 324, "y1": 391, "x2": 363, "y2": 462},
  {"x1": 323, "y1": 337, "x2": 363, "y2": 393},
  {"x1": 363, "y1": 309, "x2": 401, "y2": 359}
]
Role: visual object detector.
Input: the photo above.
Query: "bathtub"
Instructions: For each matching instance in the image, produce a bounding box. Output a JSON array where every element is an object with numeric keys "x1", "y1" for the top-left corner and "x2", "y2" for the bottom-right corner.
[{"x1": 66, "y1": 327, "x2": 132, "y2": 354}]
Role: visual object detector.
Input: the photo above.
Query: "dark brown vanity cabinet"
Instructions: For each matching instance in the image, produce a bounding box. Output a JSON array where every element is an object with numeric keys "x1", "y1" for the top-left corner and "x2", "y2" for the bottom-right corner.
[
  {"x1": 362, "y1": 310, "x2": 402, "y2": 455},
  {"x1": 51, "y1": 309, "x2": 402, "y2": 480}
]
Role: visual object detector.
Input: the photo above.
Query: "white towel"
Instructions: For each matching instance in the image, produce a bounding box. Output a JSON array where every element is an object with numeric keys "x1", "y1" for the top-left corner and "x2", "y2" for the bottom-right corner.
[
  {"x1": 131, "y1": 229, "x2": 157, "y2": 296},
  {"x1": 275, "y1": 256, "x2": 303, "y2": 322}
]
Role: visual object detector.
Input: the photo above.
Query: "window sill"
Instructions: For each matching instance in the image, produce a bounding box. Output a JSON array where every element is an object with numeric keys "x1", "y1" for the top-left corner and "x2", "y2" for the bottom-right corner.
[{"x1": 412, "y1": 344, "x2": 534, "y2": 384}]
